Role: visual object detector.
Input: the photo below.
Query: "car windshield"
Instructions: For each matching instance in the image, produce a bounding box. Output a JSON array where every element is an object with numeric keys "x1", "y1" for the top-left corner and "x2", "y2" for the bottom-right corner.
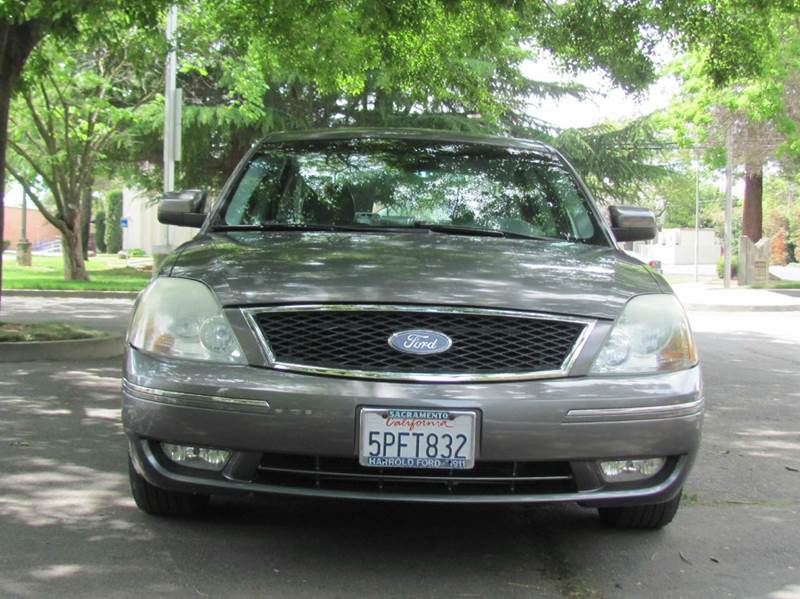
[{"x1": 218, "y1": 138, "x2": 606, "y2": 244}]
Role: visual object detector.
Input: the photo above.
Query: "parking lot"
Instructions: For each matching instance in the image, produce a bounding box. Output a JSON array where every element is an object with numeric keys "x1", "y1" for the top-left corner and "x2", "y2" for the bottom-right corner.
[{"x1": 1, "y1": 297, "x2": 798, "y2": 598}]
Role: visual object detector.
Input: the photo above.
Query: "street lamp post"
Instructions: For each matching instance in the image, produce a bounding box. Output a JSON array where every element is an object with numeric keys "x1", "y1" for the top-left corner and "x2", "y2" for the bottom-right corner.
[
  {"x1": 16, "y1": 188, "x2": 32, "y2": 266},
  {"x1": 153, "y1": 4, "x2": 182, "y2": 274}
]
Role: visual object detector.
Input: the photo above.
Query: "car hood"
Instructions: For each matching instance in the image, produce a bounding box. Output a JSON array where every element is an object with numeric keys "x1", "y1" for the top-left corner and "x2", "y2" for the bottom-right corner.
[{"x1": 169, "y1": 231, "x2": 663, "y2": 320}]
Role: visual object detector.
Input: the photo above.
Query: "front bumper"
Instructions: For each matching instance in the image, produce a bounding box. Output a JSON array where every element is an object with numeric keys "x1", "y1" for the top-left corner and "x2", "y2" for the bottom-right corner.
[{"x1": 123, "y1": 347, "x2": 703, "y2": 506}]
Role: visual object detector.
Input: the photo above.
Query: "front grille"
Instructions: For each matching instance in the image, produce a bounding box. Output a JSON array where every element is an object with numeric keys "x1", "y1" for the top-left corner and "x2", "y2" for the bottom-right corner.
[
  {"x1": 256, "y1": 453, "x2": 576, "y2": 496},
  {"x1": 250, "y1": 306, "x2": 589, "y2": 380}
]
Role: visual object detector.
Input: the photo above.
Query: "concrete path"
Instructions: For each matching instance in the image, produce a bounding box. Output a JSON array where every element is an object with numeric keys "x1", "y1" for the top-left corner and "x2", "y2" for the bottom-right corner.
[
  {"x1": 0, "y1": 296, "x2": 133, "y2": 335},
  {"x1": 770, "y1": 265, "x2": 800, "y2": 281},
  {"x1": 672, "y1": 283, "x2": 800, "y2": 312}
]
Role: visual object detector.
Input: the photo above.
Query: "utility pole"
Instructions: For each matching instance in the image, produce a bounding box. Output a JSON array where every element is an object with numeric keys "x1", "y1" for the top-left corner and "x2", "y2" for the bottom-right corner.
[
  {"x1": 16, "y1": 189, "x2": 31, "y2": 266},
  {"x1": 694, "y1": 148, "x2": 700, "y2": 283},
  {"x1": 20, "y1": 188, "x2": 27, "y2": 240},
  {"x1": 723, "y1": 128, "x2": 734, "y2": 289},
  {"x1": 163, "y1": 4, "x2": 181, "y2": 196},
  {"x1": 154, "y1": 4, "x2": 181, "y2": 271}
]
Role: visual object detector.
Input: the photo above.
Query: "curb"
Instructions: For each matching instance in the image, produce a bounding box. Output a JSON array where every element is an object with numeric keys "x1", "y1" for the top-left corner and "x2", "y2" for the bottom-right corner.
[
  {"x1": 686, "y1": 304, "x2": 800, "y2": 313},
  {"x1": 4, "y1": 289, "x2": 139, "y2": 300},
  {"x1": 0, "y1": 335, "x2": 125, "y2": 362}
]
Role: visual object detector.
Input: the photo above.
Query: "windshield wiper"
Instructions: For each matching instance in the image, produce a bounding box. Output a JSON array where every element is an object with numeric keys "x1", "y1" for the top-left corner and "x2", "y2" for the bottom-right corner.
[
  {"x1": 212, "y1": 223, "x2": 336, "y2": 232},
  {"x1": 411, "y1": 222, "x2": 556, "y2": 241},
  {"x1": 211, "y1": 223, "x2": 408, "y2": 233},
  {"x1": 213, "y1": 222, "x2": 559, "y2": 241}
]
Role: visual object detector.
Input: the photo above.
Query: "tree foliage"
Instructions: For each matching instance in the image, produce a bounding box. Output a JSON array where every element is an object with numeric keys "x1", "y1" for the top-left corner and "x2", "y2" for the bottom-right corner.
[
  {"x1": 0, "y1": 0, "x2": 171, "y2": 301},
  {"x1": 95, "y1": 208, "x2": 107, "y2": 253},
  {"x1": 659, "y1": 9, "x2": 800, "y2": 244},
  {"x1": 5, "y1": 27, "x2": 163, "y2": 279},
  {"x1": 6, "y1": 1, "x2": 800, "y2": 291},
  {"x1": 104, "y1": 190, "x2": 123, "y2": 254},
  {"x1": 117, "y1": 0, "x2": 680, "y2": 204}
]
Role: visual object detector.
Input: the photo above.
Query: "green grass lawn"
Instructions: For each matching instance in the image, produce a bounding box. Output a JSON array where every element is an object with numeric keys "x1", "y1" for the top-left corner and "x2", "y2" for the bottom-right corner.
[
  {"x1": 0, "y1": 321, "x2": 106, "y2": 342},
  {"x1": 752, "y1": 280, "x2": 800, "y2": 289},
  {"x1": 2, "y1": 253, "x2": 151, "y2": 291}
]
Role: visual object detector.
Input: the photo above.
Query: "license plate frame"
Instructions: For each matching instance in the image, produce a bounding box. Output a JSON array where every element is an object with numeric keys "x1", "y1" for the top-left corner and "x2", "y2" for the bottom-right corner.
[{"x1": 358, "y1": 407, "x2": 478, "y2": 470}]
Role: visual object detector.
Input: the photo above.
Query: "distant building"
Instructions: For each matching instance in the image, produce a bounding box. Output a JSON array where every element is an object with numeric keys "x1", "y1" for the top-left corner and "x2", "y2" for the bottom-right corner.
[
  {"x1": 121, "y1": 188, "x2": 195, "y2": 254},
  {"x1": 3, "y1": 205, "x2": 61, "y2": 250},
  {"x1": 632, "y1": 227, "x2": 721, "y2": 265}
]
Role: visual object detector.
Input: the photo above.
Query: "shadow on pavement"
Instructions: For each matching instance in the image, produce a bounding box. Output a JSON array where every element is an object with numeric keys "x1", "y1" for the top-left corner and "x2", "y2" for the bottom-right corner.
[{"x1": 1, "y1": 321, "x2": 799, "y2": 598}]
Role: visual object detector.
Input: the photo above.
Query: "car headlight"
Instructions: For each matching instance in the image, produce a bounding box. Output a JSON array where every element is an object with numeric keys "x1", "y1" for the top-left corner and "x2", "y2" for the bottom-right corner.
[
  {"x1": 128, "y1": 277, "x2": 246, "y2": 364},
  {"x1": 590, "y1": 294, "x2": 697, "y2": 374}
]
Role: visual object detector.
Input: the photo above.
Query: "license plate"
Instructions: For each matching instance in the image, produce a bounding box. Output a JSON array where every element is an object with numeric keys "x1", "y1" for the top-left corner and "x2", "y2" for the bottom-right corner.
[{"x1": 358, "y1": 408, "x2": 477, "y2": 469}]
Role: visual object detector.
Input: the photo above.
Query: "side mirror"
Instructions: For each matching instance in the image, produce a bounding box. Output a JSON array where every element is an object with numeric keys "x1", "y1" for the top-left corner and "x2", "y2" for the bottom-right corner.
[
  {"x1": 608, "y1": 205, "x2": 657, "y2": 242},
  {"x1": 157, "y1": 189, "x2": 207, "y2": 227}
]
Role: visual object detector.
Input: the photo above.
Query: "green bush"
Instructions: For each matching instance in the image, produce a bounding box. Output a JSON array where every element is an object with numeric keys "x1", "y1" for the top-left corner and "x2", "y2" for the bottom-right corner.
[
  {"x1": 94, "y1": 211, "x2": 107, "y2": 253},
  {"x1": 127, "y1": 248, "x2": 146, "y2": 257},
  {"x1": 2, "y1": 240, "x2": 10, "y2": 251},
  {"x1": 716, "y1": 255, "x2": 738, "y2": 279},
  {"x1": 104, "y1": 191, "x2": 123, "y2": 254}
]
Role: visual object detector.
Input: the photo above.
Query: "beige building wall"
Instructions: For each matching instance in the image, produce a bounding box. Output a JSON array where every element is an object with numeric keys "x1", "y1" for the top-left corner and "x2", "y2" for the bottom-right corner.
[
  {"x1": 632, "y1": 228, "x2": 721, "y2": 265},
  {"x1": 121, "y1": 189, "x2": 196, "y2": 254}
]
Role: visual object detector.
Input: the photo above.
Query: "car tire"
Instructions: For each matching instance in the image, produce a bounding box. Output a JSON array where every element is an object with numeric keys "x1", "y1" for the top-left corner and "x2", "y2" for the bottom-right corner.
[
  {"x1": 597, "y1": 493, "x2": 681, "y2": 530},
  {"x1": 128, "y1": 457, "x2": 210, "y2": 516}
]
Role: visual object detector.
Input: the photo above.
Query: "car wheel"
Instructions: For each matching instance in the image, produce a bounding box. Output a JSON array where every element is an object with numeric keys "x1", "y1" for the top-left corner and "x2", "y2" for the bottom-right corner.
[
  {"x1": 597, "y1": 493, "x2": 681, "y2": 530},
  {"x1": 128, "y1": 457, "x2": 210, "y2": 516}
]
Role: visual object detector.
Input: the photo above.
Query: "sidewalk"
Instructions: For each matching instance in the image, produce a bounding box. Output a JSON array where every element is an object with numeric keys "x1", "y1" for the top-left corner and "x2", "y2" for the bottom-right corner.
[
  {"x1": 4, "y1": 288, "x2": 139, "y2": 299},
  {"x1": 4, "y1": 283, "x2": 799, "y2": 312},
  {"x1": 672, "y1": 283, "x2": 800, "y2": 312}
]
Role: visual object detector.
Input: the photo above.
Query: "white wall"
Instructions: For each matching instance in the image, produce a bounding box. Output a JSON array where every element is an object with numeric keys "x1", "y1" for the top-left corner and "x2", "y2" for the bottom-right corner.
[
  {"x1": 633, "y1": 228, "x2": 721, "y2": 265},
  {"x1": 121, "y1": 188, "x2": 196, "y2": 254}
]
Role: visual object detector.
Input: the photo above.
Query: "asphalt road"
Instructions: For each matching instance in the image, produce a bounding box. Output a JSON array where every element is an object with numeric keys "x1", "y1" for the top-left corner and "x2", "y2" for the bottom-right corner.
[{"x1": 1, "y1": 297, "x2": 799, "y2": 599}]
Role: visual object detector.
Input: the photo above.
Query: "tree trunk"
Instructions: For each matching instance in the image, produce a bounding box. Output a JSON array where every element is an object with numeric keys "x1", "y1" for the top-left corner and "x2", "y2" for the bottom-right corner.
[
  {"x1": 742, "y1": 161, "x2": 763, "y2": 242},
  {"x1": 61, "y1": 227, "x2": 88, "y2": 281},
  {"x1": 80, "y1": 181, "x2": 93, "y2": 259},
  {"x1": 0, "y1": 18, "x2": 44, "y2": 313},
  {"x1": 61, "y1": 191, "x2": 88, "y2": 280},
  {"x1": 0, "y1": 72, "x2": 9, "y2": 313}
]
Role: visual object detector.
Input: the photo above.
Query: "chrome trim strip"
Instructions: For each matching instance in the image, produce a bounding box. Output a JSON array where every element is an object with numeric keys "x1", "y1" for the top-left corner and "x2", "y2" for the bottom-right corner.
[
  {"x1": 123, "y1": 380, "x2": 271, "y2": 412},
  {"x1": 564, "y1": 397, "x2": 705, "y2": 423},
  {"x1": 140, "y1": 440, "x2": 689, "y2": 505},
  {"x1": 256, "y1": 465, "x2": 573, "y2": 483},
  {"x1": 240, "y1": 304, "x2": 597, "y2": 383}
]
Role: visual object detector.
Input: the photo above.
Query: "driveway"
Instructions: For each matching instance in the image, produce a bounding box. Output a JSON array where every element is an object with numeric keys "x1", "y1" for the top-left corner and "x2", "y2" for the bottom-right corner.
[{"x1": 0, "y1": 298, "x2": 798, "y2": 598}]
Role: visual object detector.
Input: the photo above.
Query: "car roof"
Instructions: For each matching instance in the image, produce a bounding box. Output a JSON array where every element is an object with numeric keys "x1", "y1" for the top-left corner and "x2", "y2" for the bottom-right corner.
[{"x1": 258, "y1": 127, "x2": 557, "y2": 156}]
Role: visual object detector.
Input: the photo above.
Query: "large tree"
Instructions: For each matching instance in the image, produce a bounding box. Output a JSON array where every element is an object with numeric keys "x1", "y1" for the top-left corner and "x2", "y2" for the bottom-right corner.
[
  {"x1": 120, "y1": 0, "x2": 797, "y2": 203},
  {"x1": 5, "y1": 27, "x2": 163, "y2": 279},
  {"x1": 5, "y1": 1, "x2": 800, "y2": 301},
  {"x1": 662, "y1": 11, "x2": 800, "y2": 243},
  {"x1": 0, "y1": 1, "x2": 169, "y2": 306}
]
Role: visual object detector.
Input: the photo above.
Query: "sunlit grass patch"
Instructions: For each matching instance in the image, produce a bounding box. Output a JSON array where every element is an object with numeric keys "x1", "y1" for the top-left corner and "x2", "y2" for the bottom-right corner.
[
  {"x1": 0, "y1": 321, "x2": 107, "y2": 342},
  {"x1": 2, "y1": 254, "x2": 150, "y2": 291}
]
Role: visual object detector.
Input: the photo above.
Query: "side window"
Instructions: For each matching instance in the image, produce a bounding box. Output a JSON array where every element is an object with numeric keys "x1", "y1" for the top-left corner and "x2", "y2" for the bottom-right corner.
[
  {"x1": 545, "y1": 168, "x2": 595, "y2": 240},
  {"x1": 225, "y1": 157, "x2": 298, "y2": 225},
  {"x1": 225, "y1": 163, "x2": 265, "y2": 225},
  {"x1": 562, "y1": 187, "x2": 595, "y2": 239}
]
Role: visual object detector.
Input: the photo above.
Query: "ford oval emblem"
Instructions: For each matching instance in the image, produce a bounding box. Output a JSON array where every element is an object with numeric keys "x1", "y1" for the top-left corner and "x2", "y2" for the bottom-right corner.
[{"x1": 388, "y1": 329, "x2": 452, "y2": 355}]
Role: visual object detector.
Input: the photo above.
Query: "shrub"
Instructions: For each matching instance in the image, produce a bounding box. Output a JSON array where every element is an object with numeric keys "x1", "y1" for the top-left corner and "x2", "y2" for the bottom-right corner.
[
  {"x1": 2, "y1": 240, "x2": 9, "y2": 251},
  {"x1": 94, "y1": 211, "x2": 107, "y2": 253},
  {"x1": 771, "y1": 230, "x2": 788, "y2": 266},
  {"x1": 716, "y1": 255, "x2": 738, "y2": 279},
  {"x1": 787, "y1": 239, "x2": 797, "y2": 264},
  {"x1": 104, "y1": 191, "x2": 123, "y2": 254},
  {"x1": 128, "y1": 248, "x2": 146, "y2": 257}
]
